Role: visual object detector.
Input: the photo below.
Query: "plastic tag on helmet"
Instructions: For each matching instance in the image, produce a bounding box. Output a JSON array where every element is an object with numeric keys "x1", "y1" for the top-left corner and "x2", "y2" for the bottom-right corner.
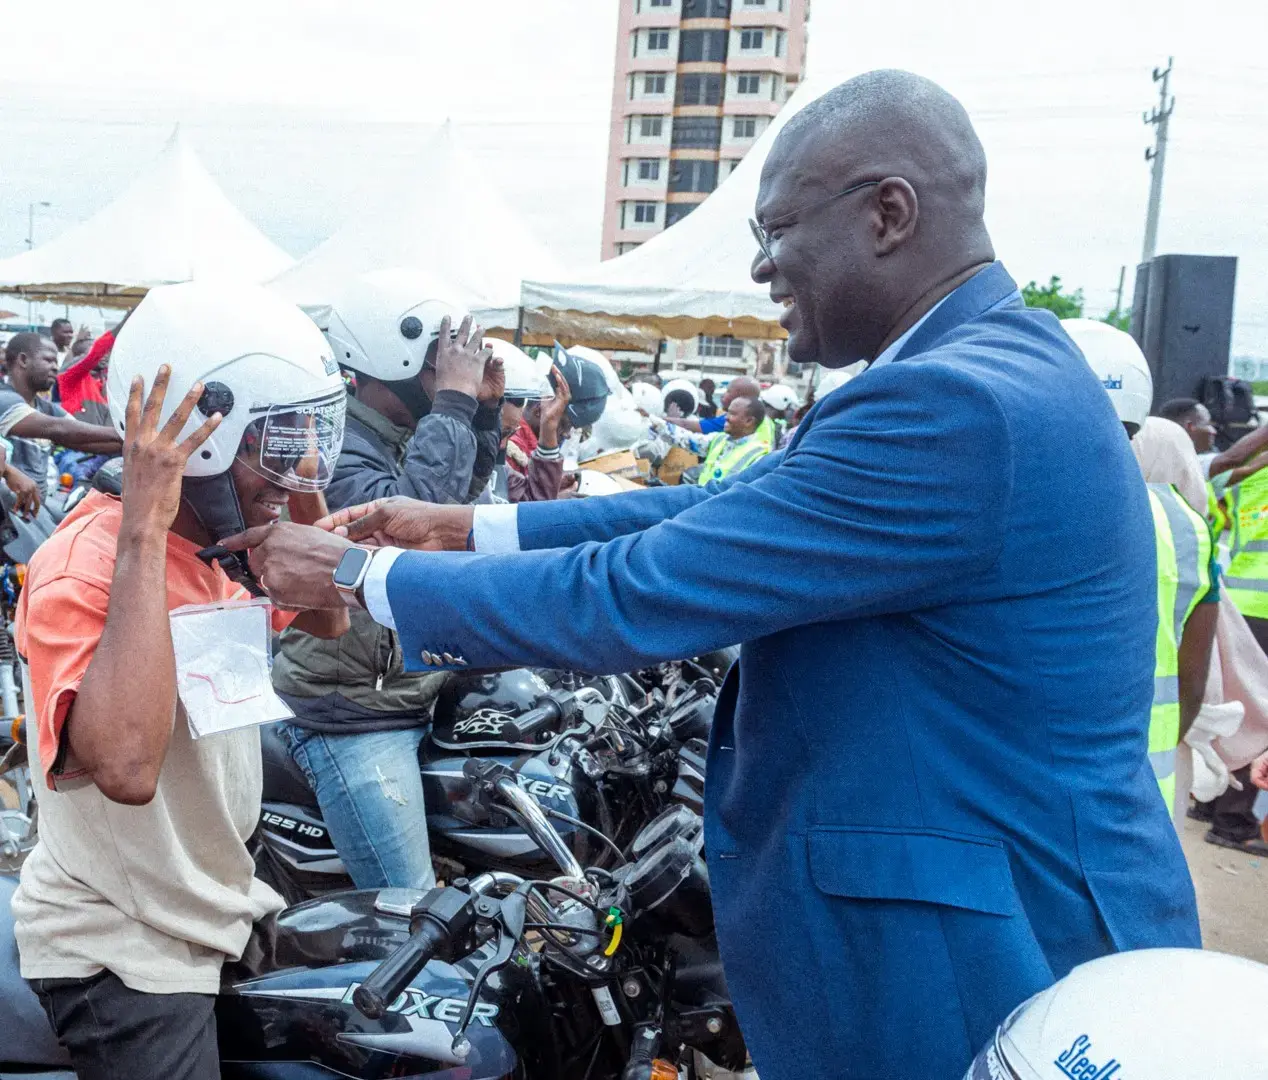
[{"x1": 242, "y1": 390, "x2": 346, "y2": 492}]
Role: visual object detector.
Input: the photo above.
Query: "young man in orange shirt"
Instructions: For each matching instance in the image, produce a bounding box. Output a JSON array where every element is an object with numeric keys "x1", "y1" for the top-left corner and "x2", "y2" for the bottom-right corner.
[{"x1": 12, "y1": 282, "x2": 349, "y2": 1079}]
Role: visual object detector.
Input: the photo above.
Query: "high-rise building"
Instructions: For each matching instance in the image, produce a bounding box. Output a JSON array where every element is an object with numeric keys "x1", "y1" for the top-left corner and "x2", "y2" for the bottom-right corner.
[{"x1": 600, "y1": 0, "x2": 810, "y2": 261}]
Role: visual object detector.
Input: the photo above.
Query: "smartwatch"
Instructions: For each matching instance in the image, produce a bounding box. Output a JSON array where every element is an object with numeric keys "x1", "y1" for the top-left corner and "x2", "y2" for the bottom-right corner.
[{"x1": 332, "y1": 546, "x2": 375, "y2": 607}]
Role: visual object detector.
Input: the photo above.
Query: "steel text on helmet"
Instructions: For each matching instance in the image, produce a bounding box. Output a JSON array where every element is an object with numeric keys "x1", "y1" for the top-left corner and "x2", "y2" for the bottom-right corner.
[
  {"x1": 1062, "y1": 318, "x2": 1153, "y2": 435},
  {"x1": 106, "y1": 281, "x2": 347, "y2": 566}
]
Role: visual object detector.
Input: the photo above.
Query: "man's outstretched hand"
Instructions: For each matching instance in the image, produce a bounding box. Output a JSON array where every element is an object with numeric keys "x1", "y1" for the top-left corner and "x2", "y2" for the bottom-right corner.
[
  {"x1": 317, "y1": 497, "x2": 474, "y2": 551},
  {"x1": 220, "y1": 522, "x2": 353, "y2": 611}
]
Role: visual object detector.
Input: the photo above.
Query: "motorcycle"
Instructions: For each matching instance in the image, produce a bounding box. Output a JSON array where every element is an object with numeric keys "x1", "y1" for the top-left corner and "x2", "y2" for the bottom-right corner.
[
  {"x1": 254, "y1": 663, "x2": 720, "y2": 904},
  {"x1": 2, "y1": 756, "x2": 747, "y2": 1079}
]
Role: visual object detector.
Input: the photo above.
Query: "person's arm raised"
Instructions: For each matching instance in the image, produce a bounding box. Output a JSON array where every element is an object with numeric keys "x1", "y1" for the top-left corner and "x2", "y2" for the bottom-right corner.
[{"x1": 67, "y1": 369, "x2": 221, "y2": 805}]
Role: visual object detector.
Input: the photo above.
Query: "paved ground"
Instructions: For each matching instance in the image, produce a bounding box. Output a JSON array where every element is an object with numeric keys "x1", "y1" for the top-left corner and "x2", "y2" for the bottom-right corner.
[{"x1": 1180, "y1": 812, "x2": 1268, "y2": 962}]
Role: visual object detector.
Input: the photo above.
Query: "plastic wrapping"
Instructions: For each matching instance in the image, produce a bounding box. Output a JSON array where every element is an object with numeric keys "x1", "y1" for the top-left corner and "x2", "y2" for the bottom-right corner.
[{"x1": 170, "y1": 598, "x2": 293, "y2": 739}]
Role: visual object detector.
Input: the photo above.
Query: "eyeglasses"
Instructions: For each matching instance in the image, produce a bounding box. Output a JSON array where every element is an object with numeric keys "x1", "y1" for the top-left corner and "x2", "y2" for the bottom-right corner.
[{"x1": 749, "y1": 179, "x2": 882, "y2": 266}]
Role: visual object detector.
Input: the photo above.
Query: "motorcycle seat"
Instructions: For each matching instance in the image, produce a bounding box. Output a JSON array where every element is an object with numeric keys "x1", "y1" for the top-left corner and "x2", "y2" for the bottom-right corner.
[{"x1": 259, "y1": 722, "x2": 320, "y2": 810}]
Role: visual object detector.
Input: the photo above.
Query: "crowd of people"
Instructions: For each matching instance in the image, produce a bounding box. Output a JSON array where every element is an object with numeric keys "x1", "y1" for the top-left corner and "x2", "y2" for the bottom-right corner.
[{"x1": 5, "y1": 67, "x2": 1268, "y2": 1080}]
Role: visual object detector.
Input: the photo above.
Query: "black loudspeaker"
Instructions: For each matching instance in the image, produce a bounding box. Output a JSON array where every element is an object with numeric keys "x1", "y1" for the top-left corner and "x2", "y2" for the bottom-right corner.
[{"x1": 1131, "y1": 254, "x2": 1238, "y2": 412}]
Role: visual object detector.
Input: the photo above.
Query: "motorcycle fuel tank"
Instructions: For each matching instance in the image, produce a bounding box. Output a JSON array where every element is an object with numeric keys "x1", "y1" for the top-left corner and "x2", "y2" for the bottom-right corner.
[{"x1": 218, "y1": 888, "x2": 520, "y2": 1078}]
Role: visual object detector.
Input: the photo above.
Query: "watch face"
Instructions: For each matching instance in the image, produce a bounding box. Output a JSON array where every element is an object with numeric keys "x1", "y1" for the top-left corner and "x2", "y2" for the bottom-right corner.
[{"x1": 333, "y1": 546, "x2": 371, "y2": 588}]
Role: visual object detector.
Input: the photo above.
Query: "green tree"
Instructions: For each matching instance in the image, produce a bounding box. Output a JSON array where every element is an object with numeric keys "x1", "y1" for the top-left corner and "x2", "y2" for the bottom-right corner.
[
  {"x1": 1021, "y1": 275, "x2": 1085, "y2": 319},
  {"x1": 1101, "y1": 308, "x2": 1131, "y2": 332}
]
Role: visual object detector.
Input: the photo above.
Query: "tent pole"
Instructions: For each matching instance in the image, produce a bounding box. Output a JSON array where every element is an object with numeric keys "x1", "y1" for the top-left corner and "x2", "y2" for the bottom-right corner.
[
  {"x1": 513, "y1": 306, "x2": 525, "y2": 348},
  {"x1": 653, "y1": 339, "x2": 664, "y2": 376}
]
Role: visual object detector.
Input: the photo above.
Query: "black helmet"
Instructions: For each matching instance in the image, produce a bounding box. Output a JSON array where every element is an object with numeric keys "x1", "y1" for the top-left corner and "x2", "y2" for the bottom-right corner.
[{"x1": 553, "y1": 344, "x2": 611, "y2": 428}]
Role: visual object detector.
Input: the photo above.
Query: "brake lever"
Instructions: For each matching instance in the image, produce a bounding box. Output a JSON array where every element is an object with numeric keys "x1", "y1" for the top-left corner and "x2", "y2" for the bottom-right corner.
[{"x1": 451, "y1": 885, "x2": 530, "y2": 1059}]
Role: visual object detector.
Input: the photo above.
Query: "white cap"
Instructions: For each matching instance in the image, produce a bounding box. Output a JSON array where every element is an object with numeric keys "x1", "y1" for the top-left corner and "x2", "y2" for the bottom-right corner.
[
  {"x1": 965, "y1": 948, "x2": 1268, "y2": 1080},
  {"x1": 1062, "y1": 318, "x2": 1153, "y2": 431}
]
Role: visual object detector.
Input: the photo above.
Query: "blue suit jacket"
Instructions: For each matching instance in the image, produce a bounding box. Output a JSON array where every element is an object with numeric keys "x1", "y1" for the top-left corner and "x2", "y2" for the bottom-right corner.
[{"x1": 383, "y1": 264, "x2": 1200, "y2": 1080}]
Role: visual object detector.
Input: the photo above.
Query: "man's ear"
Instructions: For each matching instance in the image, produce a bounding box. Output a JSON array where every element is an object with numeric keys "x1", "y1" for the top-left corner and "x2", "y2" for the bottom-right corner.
[{"x1": 872, "y1": 177, "x2": 919, "y2": 257}]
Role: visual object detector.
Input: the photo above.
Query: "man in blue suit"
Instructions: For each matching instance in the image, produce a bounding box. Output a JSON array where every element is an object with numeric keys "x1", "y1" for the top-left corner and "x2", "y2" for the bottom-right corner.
[{"x1": 232, "y1": 71, "x2": 1200, "y2": 1080}]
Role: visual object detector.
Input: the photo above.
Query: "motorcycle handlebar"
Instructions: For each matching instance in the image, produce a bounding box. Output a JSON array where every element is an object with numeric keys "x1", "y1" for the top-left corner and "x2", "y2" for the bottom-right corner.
[
  {"x1": 353, "y1": 919, "x2": 449, "y2": 1019},
  {"x1": 504, "y1": 697, "x2": 566, "y2": 742}
]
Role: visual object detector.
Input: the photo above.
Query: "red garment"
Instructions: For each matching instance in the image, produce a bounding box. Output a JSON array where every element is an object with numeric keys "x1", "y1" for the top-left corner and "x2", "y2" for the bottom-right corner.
[
  {"x1": 57, "y1": 331, "x2": 112, "y2": 416},
  {"x1": 506, "y1": 418, "x2": 538, "y2": 476}
]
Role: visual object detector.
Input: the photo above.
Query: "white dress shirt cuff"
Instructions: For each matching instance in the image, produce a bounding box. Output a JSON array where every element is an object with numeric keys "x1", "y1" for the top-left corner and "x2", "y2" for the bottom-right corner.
[
  {"x1": 472, "y1": 504, "x2": 521, "y2": 553},
  {"x1": 361, "y1": 547, "x2": 406, "y2": 630}
]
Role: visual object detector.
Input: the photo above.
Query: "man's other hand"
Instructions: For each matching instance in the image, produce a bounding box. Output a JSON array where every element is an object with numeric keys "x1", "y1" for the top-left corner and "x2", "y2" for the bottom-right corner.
[
  {"x1": 433, "y1": 314, "x2": 494, "y2": 401},
  {"x1": 5, "y1": 465, "x2": 41, "y2": 518},
  {"x1": 1251, "y1": 752, "x2": 1268, "y2": 792},
  {"x1": 220, "y1": 522, "x2": 352, "y2": 610},
  {"x1": 318, "y1": 497, "x2": 474, "y2": 551}
]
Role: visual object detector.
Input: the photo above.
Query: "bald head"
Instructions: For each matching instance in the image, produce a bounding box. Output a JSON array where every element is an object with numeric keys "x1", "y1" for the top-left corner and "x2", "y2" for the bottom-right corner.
[
  {"x1": 723, "y1": 375, "x2": 761, "y2": 409},
  {"x1": 753, "y1": 70, "x2": 995, "y2": 367}
]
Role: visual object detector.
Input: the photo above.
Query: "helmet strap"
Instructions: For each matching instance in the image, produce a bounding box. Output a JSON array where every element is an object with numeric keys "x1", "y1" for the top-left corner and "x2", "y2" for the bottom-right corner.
[
  {"x1": 181, "y1": 472, "x2": 265, "y2": 596},
  {"x1": 381, "y1": 373, "x2": 433, "y2": 423}
]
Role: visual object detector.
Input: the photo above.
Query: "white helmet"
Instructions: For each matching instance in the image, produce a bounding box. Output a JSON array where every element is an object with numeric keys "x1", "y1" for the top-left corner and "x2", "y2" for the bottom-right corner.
[
  {"x1": 107, "y1": 281, "x2": 345, "y2": 491},
  {"x1": 662, "y1": 378, "x2": 700, "y2": 418},
  {"x1": 815, "y1": 362, "x2": 865, "y2": 399},
  {"x1": 965, "y1": 948, "x2": 1268, "y2": 1080},
  {"x1": 321, "y1": 267, "x2": 468, "y2": 382},
  {"x1": 485, "y1": 339, "x2": 554, "y2": 401},
  {"x1": 1062, "y1": 318, "x2": 1153, "y2": 432},
  {"x1": 630, "y1": 381, "x2": 664, "y2": 417},
  {"x1": 581, "y1": 405, "x2": 650, "y2": 457},
  {"x1": 759, "y1": 383, "x2": 800, "y2": 413}
]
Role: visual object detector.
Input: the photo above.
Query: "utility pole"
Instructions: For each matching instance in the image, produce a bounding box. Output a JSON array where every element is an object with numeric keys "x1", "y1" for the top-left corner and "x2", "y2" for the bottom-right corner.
[
  {"x1": 1114, "y1": 265, "x2": 1126, "y2": 315},
  {"x1": 25, "y1": 200, "x2": 50, "y2": 249},
  {"x1": 1141, "y1": 58, "x2": 1174, "y2": 264}
]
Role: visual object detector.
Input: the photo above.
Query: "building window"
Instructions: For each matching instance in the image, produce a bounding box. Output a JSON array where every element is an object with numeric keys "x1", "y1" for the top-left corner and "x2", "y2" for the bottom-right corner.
[
  {"x1": 638, "y1": 158, "x2": 661, "y2": 182},
  {"x1": 639, "y1": 115, "x2": 665, "y2": 138},
  {"x1": 678, "y1": 28, "x2": 728, "y2": 62},
  {"x1": 699, "y1": 335, "x2": 745, "y2": 358},
  {"x1": 666, "y1": 203, "x2": 697, "y2": 227},
  {"x1": 672, "y1": 116, "x2": 723, "y2": 149},
  {"x1": 632, "y1": 202, "x2": 659, "y2": 225},
  {"x1": 676, "y1": 72, "x2": 723, "y2": 106},
  {"x1": 732, "y1": 116, "x2": 758, "y2": 139},
  {"x1": 682, "y1": 0, "x2": 730, "y2": 14},
  {"x1": 775, "y1": 30, "x2": 785, "y2": 57},
  {"x1": 736, "y1": 73, "x2": 761, "y2": 95},
  {"x1": 616, "y1": 241, "x2": 645, "y2": 255},
  {"x1": 643, "y1": 73, "x2": 667, "y2": 95},
  {"x1": 647, "y1": 29, "x2": 671, "y2": 51},
  {"x1": 740, "y1": 28, "x2": 764, "y2": 50},
  {"x1": 742, "y1": 0, "x2": 766, "y2": 5},
  {"x1": 648, "y1": 0, "x2": 673, "y2": 6},
  {"x1": 669, "y1": 159, "x2": 719, "y2": 193}
]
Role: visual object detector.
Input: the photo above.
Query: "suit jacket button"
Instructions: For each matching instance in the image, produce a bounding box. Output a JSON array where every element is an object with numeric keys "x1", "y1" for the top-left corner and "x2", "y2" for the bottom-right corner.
[
  {"x1": 456, "y1": 656, "x2": 467, "y2": 666},
  {"x1": 421, "y1": 650, "x2": 434, "y2": 665},
  {"x1": 442, "y1": 652, "x2": 455, "y2": 664}
]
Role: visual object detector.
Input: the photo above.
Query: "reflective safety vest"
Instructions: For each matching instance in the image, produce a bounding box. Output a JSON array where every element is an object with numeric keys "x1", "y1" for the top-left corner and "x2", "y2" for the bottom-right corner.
[
  {"x1": 1223, "y1": 466, "x2": 1268, "y2": 618},
  {"x1": 1207, "y1": 482, "x2": 1228, "y2": 540},
  {"x1": 1148, "y1": 483, "x2": 1215, "y2": 809},
  {"x1": 698, "y1": 432, "x2": 770, "y2": 485}
]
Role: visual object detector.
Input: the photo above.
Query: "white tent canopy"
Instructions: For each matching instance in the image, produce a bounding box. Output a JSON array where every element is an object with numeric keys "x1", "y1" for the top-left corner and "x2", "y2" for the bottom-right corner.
[
  {"x1": 0, "y1": 128, "x2": 293, "y2": 309},
  {"x1": 271, "y1": 121, "x2": 569, "y2": 337},
  {"x1": 521, "y1": 79, "x2": 831, "y2": 343}
]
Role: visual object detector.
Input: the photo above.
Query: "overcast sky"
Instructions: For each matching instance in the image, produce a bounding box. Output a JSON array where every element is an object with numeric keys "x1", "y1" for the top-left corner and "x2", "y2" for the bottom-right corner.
[{"x1": 1, "y1": 0, "x2": 1265, "y2": 353}]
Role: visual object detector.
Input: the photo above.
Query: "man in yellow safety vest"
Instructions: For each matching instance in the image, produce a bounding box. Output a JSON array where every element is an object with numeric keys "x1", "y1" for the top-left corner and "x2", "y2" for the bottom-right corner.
[
  {"x1": 1066, "y1": 321, "x2": 1220, "y2": 816},
  {"x1": 695, "y1": 395, "x2": 772, "y2": 486}
]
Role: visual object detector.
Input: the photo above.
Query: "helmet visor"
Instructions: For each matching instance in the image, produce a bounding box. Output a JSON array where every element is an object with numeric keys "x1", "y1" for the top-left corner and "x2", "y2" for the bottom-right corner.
[{"x1": 240, "y1": 390, "x2": 346, "y2": 492}]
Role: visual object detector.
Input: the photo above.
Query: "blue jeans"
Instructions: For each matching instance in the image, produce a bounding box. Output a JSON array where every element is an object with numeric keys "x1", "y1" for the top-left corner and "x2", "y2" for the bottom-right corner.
[{"x1": 277, "y1": 723, "x2": 436, "y2": 891}]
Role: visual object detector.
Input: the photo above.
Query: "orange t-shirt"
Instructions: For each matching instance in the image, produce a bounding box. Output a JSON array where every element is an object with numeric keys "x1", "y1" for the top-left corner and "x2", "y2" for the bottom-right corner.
[{"x1": 15, "y1": 489, "x2": 291, "y2": 786}]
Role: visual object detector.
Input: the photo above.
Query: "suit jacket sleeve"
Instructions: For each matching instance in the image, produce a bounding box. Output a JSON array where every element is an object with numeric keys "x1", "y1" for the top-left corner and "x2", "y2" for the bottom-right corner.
[
  {"x1": 514, "y1": 448, "x2": 784, "y2": 549},
  {"x1": 387, "y1": 363, "x2": 1011, "y2": 673}
]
